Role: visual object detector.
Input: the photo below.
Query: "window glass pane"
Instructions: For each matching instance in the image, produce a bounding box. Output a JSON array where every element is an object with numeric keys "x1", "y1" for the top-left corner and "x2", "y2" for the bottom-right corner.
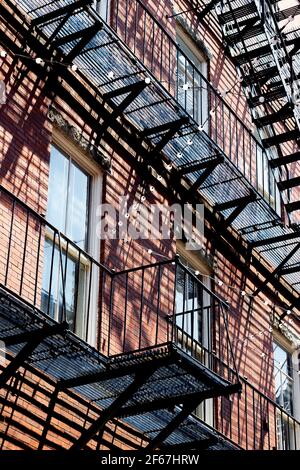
[
  {"x1": 47, "y1": 147, "x2": 69, "y2": 232},
  {"x1": 66, "y1": 160, "x2": 90, "y2": 250},
  {"x1": 273, "y1": 341, "x2": 294, "y2": 414},
  {"x1": 41, "y1": 236, "x2": 60, "y2": 319},
  {"x1": 177, "y1": 32, "x2": 207, "y2": 126}
]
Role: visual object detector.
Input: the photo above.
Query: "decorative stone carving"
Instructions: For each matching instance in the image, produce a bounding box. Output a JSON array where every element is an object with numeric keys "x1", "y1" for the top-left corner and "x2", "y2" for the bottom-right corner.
[{"x1": 48, "y1": 106, "x2": 111, "y2": 171}]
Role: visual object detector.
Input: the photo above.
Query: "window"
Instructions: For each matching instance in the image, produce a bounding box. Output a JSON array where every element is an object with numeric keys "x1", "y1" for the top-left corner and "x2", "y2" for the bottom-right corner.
[
  {"x1": 255, "y1": 130, "x2": 281, "y2": 214},
  {"x1": 93, "y1": 0, "x2": 110, "y2": 21},
  {"x1": 273, "y1": 340, "x2": 300, "y2": 449},
  {"x1": 41, "y1": 144, "x2": 101, "y2": 344},
  {"x1": 273, "y1": 341, "x2": 294, "y2": 414},
  {"x1": 175, "y1": 247, "x2": 213, "y2": 425},
  {"x1": 177, "y1": 28, "x2": 208, "y2": 128}
]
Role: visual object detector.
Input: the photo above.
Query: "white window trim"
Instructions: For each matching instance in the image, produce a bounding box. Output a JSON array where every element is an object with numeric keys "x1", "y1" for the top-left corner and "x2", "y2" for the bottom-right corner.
[
  {"x1": 52, "y1": 132, "x2": 103, "y2": 348},
  {"x1": 176, "y1": 25, "x2": 208, "y2": 129},
  {"x1": 176, "y1": 241, "x2": 213, "y2": 426},
  {"x1": 94, "y1": 0, "x2": 110, "y2": 22},
  {"x1": 273, "y1": 332, "x2": 300, "y2": 448},
  {"x1": 254, "y1": 129, "x2": 281, "y2": 215}
]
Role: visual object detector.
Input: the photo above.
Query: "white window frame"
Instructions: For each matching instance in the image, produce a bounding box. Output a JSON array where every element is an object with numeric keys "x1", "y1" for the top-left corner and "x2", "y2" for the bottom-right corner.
[
  {"x1": 176, "y1": 26, "x2": 208, "y2": 130},
  {"x1": 254, "y1": 129, "x2": 281, "y2": 214},
  {"x1": 176, "y1": 242, "x2": 213, "y2": 426},
  {"x1": 50, "y1": 133, "x2": 103, "y2": 347},
  {"x1": 273, "y1": 333, "x2": 300, "y2": 449},
  {"x1": 94, "y1": 0, "x2": 110, "y2": 22}
]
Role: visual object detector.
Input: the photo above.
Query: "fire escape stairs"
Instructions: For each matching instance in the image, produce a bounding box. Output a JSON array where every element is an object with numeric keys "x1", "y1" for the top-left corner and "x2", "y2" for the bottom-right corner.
[
  {"x1": 0, "y1": 1, "x2": 243, "y2": 451},
  {"x1": 3, "y1": 0, "x2": 300, "y2": 450},
  {"x1": 216, "y1": 0, "x2": 300, "y2": 215}
]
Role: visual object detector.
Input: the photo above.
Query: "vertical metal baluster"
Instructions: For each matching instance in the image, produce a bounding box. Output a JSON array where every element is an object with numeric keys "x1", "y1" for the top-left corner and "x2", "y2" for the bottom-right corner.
[
  {"x1": 266, "y1": 401, "x2": 271, "y2": 450},
  {"x1": 191, "y1": 276, "x2": 195, "y2": 356},
  {"x1": 47, "y1": 231, "x2": 57, "y2": 317},
  {"x1": 133, "y1": 1, "x2": 137, "y2": 56},
  {"x1": 151, "y1": 18, "x2": 155, "y2": 74},
  {"x1": 192, "y1": 66, "x2": 195, "y2": 121},
  {"x1": 70, "y1": 248, "x2": 80, "y2": 330},
  {"x1": 138, "y1": 268, "x2": 145, "y2": 349},
  {"x1": 293, "y1": 417, "x2": 297, "y2": 449},
  {"x1": 124, "y1": 0, "x2": 129, "y2": 44},
  {"x1": 108, "y1": 274, "x2": 114, "y2": 356},
  {"x1": 237, "y1": 384, "x2": 241, "y2": 445},
  {"x1": 4, "y1": 198, "x2": 16, "y2": 287},
  {"x1": 245, "y1": 385, "x2": 248, "y2": 450},
  {"x1": 182, "y1": 268, "x2": 186, "y2": 350},
  {"x1": 115, "y1": 0, "x2": 120, "y2": 36},
  {"x1": 259, "y1": 393, "x2": 263, "y2": 449},
  {"x1": 19, "y1": 210, "x2": 29, "y2": 297},
  {"x1": 287, "y1": 415, "x2": 291, "y2": 450},
  {"x1": 222, "y1": 102, "x2": 225, "y2": 151},
  {"x1": 253, "y1": 388, "x2": 256, "y2": 449},
  {"x1": 142, "y1": 9, "x2": 146, "y2": 64},
  {"x1": 274, "y1": 406, "x2": 278, "y2": 449},
  {"x1": 33, "y1": 221, "x2": 43, "y2": 307},
  {"x1": 123, "y1": 272, "x2": 128, "y2": 352},
  {"x1": 171, "y1": 259, "x2": 178, "y2": 344},
  {"x1": 243, "y1": 127, "x2": 246, "y2": 177},
  {"x1": 160, "y1": 30, "x2": 163, "y2": 84},
  {"x1": 58, "y1": 233, "x2": 67, "y2": 324},
  {"x1": 85, "y1": 260, "x2": 93, "y2": 343},
  {"x1": 155, "y1": 264, "x2": 161, "y2": 345},
  {"x1": 97, "y1": 268, "x2": 104, "y2": 352}
]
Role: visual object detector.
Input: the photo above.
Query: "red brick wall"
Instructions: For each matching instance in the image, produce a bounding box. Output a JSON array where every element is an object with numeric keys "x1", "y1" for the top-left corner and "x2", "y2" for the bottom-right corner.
[{"x1": 0, "y1": 0, "x2": 300, "y2": 451}]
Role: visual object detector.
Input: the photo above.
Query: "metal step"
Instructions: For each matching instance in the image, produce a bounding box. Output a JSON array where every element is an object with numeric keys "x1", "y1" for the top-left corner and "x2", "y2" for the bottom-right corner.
[
  {"x1": 270, "y1": 151, "x2": 300, "y2": 168},
  {"x1": 219, "y1": 2, "x2": 257, "y2": 25},
  {"x1": 275, "y1": 5, "x2": 300, "y2": 22},
  {"x1": 254, "y1": 104, "x2": 294, "y2": 127},
  {"x1": 262, "y1": 129, "x2": 299, "y2": 147},
  {"x1": 235, "y1": 44, "x2": 271, "y2": 64},
  {"x1": 278, "y1": 176, "x2": 300, "y2": 191},
  {"x1": 285, "y1": 200, "x2": 300, "y2": 213},
  {"x1": 250, "y1": 86, "x2": 286, "y2": 107},
  {"x1": 226, "y1": 22, "x2": 263, "y2": 43},
  {"x1": 243, "y1": 66, "x2": 279, "y2": 87}
]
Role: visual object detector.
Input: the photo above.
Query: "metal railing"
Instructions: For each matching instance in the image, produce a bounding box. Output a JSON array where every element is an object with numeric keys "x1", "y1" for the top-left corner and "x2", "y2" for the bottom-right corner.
[
  {"x1": 99, "y1": 0, "x2": 281, "y2": 211},
  {"x1": 1, "y1": 184, "x2": 299, "y2": 449},
  {"x1": 0, "y1": 185, "x2": 238, "y2": 383},
  {"x1": 213, "y1": 363, "x2": 300, "y2": 450}
]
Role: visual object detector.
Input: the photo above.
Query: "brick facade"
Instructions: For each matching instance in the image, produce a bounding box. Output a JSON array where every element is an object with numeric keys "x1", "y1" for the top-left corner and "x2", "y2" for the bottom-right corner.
[{"x1": 0, "y1": 0, "x2": 300, "y2": 451}]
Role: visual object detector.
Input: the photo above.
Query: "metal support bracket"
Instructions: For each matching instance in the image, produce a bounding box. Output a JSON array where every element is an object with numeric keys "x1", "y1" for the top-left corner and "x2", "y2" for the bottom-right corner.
[
  {"x1": 185, "y1": 155, "x2": 224, "y2": 197},
  {"x1": 141, "y1": 117, "x2": 190, "y2": 158},
  {"x1": 0, "y1": 322, "x2": 68, "y2": 389},
  {"x1": 215, "y1": 191, "x2": 257, "y2": 229},
  {"x1": 71, "y1": 367, "x2": 157, "y2": 450},
  {"x1": 253, "y1": 241, "x2": 300, "y2": 296},
  {"x1": 99, "y1": 80, "x2": 150, "y2": 137},
  {"x1": 144, "y1": 399, "x2": 201, "y2": 452}
]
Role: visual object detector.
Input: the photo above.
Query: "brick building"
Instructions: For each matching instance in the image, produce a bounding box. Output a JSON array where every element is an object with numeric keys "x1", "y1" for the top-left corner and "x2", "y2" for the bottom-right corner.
[{"x1": 0, "y1": 0, "x2": 300, "y2": 451}]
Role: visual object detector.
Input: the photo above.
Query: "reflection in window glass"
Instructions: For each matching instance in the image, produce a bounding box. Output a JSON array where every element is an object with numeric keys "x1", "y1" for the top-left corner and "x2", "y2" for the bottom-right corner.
[
  {"x1": 47, "y1": 147, "x2": 90, "y2": 250},
  {"x1": 273, "y1": 341, "x2": 294, "y2": 415},
  {"x1": 42, "y1": 147, "x2": 91, "y2": 338},
  {"x1": 177, "y1": 31, "x2": 208, "y2": 127}
]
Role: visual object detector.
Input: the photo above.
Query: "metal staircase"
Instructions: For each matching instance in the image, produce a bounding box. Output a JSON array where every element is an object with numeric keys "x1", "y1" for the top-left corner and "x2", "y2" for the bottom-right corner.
[{"x1": 216, "y1": 0, "x2": 300, "y2": 217}]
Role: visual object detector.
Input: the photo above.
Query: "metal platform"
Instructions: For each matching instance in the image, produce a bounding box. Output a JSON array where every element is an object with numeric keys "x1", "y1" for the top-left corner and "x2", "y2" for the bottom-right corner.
[
  {"x1": 0, "y1": 287, "x2": 240, "y2": 450},
  {"x1": 216, "y1": 0, "x2": 300, "y2": 216},
  {"x1": 0, "y1": 0, "x2": 299, "y2": 329}
]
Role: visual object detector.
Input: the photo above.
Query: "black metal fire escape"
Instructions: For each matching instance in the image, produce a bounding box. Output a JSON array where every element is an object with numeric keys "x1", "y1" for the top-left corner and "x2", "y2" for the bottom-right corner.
[
  {"x1": 216, "y1": 0, "x2": 300, "y2": 216},
  {"x1": 0, "y1": 1, "x2": 243, "y2": 451},
  {"x1": 1, "y1": 0, "x2": 300, "y2": 450}
]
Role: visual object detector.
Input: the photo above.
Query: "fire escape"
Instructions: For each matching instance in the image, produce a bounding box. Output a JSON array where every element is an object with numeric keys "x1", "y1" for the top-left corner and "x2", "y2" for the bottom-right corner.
[
  {"x1": 0, "y1": 0, "x2": 300, "y2": 450},
  {"x1": 216, "y1": 0, "x2": 300, "y2": 216}
]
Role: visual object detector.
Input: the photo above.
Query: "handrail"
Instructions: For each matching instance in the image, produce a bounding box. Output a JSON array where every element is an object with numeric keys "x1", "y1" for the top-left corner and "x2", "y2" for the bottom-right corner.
[{"x1": 105, "y1": 0, "x2": 280, "y2": 209}]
